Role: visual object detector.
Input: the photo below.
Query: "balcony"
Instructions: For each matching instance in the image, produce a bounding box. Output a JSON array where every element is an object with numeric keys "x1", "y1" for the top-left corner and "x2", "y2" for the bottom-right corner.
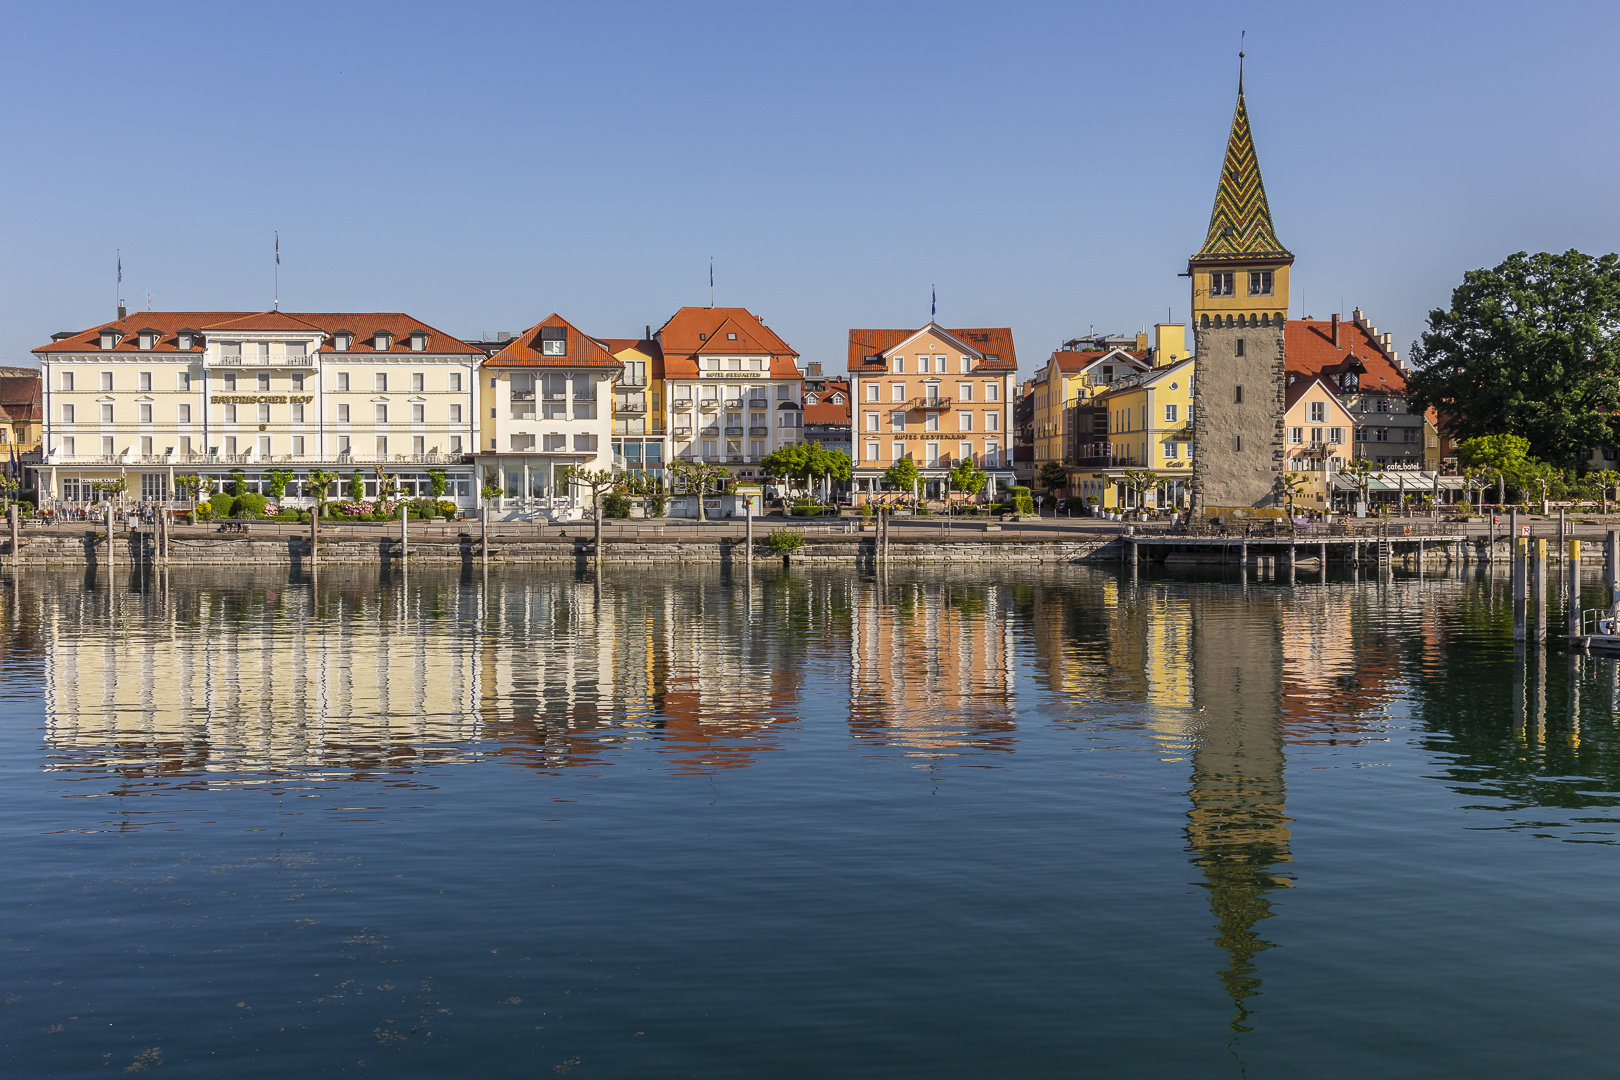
[
  {"x1": 1071, "y1": 455, "x2": 1140, "y2": 468},
  {"x1": 673, "y1": 399, "x2": 692, "y2": 410},
  {"x1": 749, "y1": 426, "x2": 769, "y2": 437},
  {"x1": 542, "y1": 392, "x2": 567, "y2": 402},
  {"x1": 699, "y1": 399, "x2": 720, "y2": 410},
  {"x1": 208, "y1": 353, "x2": 315, "y2": 368},
  {"x1": 724, "y1": 426, "x2": 744, "y2": 436},
  {"x1": 725, "y1": 398, "x2": 742, "y2": 409},
  {"x1": 673, "y1": 426, "x2": 693, "y2": 437},
  {"x1": 616, "y1": 400, "x2": 647, "y2": 413},
  {"x1": 511, "y1": 390, "x2": 536, "y2": 402},
  {"x1": 912, "y1": 396, "x2": 953, "y2": 410},
  {"x1": 727, "y1": 454, "x2": 744, "y2": 463},
  {"x1": 700, "y1": 426, "x2": 720, "y2": 437}
]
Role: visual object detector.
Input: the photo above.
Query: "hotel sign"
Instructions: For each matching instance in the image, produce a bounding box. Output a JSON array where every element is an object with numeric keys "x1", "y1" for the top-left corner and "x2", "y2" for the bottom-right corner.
[{"x1": 211, "y1": 395, "x2": 315, "y2": 404}]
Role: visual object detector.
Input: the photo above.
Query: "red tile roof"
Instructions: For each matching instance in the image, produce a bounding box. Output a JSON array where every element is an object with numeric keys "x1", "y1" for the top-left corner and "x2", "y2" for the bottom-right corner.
[
  {"x1": 1284, "y1": 318, "x2": 1405, "y2": 395},
  {"x1": 0, "y1": 375, "x2": 41, "y2": 422},
  {"x1": 847, "y1": 326, "x2": 1018, "y2": 372},
  {"x1": 1046, "y1": 348, "x2": 1148, "y2": 374},
  {"x1": 1284, "y1": 373, "x2": 1351, "y2": 414},
  {"x1": 485, "y1": 313, "x2": 622, "y2": 369},
  {"x1": 657, "y1": 307, "x2": 799, "y2": 379},
  {"x1": 804, "y1": 377, "x2": 851, "y2": 426},
  {"x1": 32, "y1": 311, "x2": 481, "y2": 355}
]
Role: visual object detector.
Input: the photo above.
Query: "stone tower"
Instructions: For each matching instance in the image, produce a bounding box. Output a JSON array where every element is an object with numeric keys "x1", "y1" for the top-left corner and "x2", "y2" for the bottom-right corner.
[{"x1": 1190, "y1": 65, "x2": 1291, "y2": 517}]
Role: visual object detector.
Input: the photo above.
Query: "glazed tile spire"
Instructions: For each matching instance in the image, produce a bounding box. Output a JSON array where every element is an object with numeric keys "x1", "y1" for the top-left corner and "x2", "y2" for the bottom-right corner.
[{"x1": 1193, "y1": 85, "x2": 1289, "y2": 261}]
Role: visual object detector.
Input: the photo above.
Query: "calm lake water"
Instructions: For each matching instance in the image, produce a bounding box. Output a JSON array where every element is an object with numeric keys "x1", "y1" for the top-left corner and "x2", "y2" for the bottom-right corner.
[{"x1": 3, "y1": 561, "x2": 1619, "y2": 1077}]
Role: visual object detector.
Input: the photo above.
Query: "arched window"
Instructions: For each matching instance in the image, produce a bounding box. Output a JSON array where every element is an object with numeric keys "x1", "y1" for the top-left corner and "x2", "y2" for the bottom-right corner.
[
  {"x1": 1226, "y1": 315, "x2": 1235, "y2": 329},
  {"x1": 1274, "y1": 312, "x2": 1284, "y2": 325},
  {"x1": 1200, "y1": 314, "x2": 1210, "y2": 329},
  {"x1": 1237, "y1": 314, "x2": 1247, "y2": 329},
  {"x1": 1260, "y1": 313, "x2": 1271, "y2": 327}
]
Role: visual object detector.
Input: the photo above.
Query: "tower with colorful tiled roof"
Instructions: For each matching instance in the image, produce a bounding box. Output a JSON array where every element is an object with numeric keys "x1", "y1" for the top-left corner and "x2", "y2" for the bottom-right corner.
[
  {"x1": 1190, "y1": 62, "x2": 1288, "y2": 517},
  {"x1": 1189, "y1": 61, "x2": 1292, "y2": 330}
]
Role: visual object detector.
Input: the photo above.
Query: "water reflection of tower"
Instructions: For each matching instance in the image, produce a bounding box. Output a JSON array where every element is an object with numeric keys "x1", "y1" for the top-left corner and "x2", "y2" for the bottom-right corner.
[{"x1": 1186, "y1": 594, "x2": 1291, "y2": 1033}]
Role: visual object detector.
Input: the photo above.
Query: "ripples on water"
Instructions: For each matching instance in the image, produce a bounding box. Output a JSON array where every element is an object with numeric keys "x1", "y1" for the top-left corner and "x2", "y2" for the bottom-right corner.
[{"x1": 3, "y1": 563, "x2": 1620, "y2": 1077}]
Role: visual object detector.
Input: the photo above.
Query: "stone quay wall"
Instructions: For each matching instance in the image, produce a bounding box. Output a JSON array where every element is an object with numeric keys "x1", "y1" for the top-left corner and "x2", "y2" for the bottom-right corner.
[{"x1": 0, "y1": 530, "x2": 1119, "y2": 567}]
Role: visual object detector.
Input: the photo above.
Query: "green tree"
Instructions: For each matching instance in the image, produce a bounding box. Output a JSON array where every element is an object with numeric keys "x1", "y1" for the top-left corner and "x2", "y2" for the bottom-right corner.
[
  {"x1": 1407, "y1": 251, "x2": 1620, "y2": 466},
  {"x1": 1121, "y1": 468, "x2": 1158, "y2": 511},
  {"x1": 1038, "y1": 461, "x2": 1068, "y2": 495},
  {"x1": 305, "y1": 470, "x2": 341, "y2": 518},
  {"x1": 266, "y1": 469, "x2": 295, "y2": 502},
  {"x1": 426, "y1": 469, "x2": 448, "y2": 498},
  {"x1": 1588, "y1": 469, "x2": 1620, "y2": 513},
  {"x1": 666, "y1": 459, "x2": 729, "y2": 522},
  {"x1": 349, "y1": 471, "x2": 364, "y2": 502},
  {"x1": 882, "y1": 457, "x2": 920, "y2": 506},
  {"x1": 1339, "y1": 459, "x2": 1376, "y2": 513},
  {"x1": 949, "y1": 458, "x2": 988, "y2": 515},
  {"x1": 228, "y1": 468, "x2": 247, "y2": 497},
  {"x1": 481, "y1": 466, "x2": 502, "y2": 502},
  {"x1": 559, "y1": 466, "x2": 620, "y2": 558}
]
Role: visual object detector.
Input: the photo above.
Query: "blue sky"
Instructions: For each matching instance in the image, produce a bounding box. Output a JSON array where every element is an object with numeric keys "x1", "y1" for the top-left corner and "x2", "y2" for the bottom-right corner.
[{"x1": 3, "y1": 1, "x2": 1617, "y2": 375}]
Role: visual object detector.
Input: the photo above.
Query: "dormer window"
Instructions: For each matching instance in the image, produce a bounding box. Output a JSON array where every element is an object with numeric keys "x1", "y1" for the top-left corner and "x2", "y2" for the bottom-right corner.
[
  {"x1": 373, "y1": 332, "x2": 391, "y2": 352},
  {"x1": 540, "y1": 326, "x2": 566, "y2": 356},
  {"x1": 137, "y1": 328, "x2": 158, "y2": 350},
  {"x1": 832, "y1": 393, "x2": 845, "y2": 405},
  {"x1": 333, "y1": 332, "x2": 352, "y2": 352},
  {"x1": 727, "y1": 332, "x2": 737, "y2": 341},
  {"x1": 98, "y1": 329, "x2": 119, "y2": 350},
  {"x1": 409, "y1": 330, "x2": 428, "y2": 352},
  {"x1": 177, "y1": 330, "x2": 195, "y2": 350}
]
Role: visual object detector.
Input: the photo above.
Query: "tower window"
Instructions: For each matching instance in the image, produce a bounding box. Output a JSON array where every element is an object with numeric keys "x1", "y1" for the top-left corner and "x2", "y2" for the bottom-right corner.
[
  {"x1": 1211, "y1": 272, "x2": 1235, "y2": 296},
  {"x1": 1235, "y1": 339, "x2": 1245, "y2": 357},
  {"x1": 1249, "y1": 271, "x2": 1274, "y2": 296},
  {"x1": 1235, "y1": 385, "x2": 1243, "y2": 403}
]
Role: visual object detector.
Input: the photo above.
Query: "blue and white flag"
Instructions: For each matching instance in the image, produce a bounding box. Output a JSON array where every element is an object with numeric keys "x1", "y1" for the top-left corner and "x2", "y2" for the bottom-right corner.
[{"x1": 931, "y1": 285, "x2": 936, "y2": 321}]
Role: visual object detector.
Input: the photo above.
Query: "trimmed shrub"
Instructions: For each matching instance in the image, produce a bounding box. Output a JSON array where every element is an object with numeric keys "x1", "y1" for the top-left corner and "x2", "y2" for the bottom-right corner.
[
  {"x1": 646, "y1": 495, "x2": 667, "y2": 518},
  {"x1": 767, "y1": 528, "x2": 805, "y2": 554},
  {"x1": 235, "y1": 493, "x2": 268, "y2": 519},
  {"x1": 437, "y1": 500, "x2": 458, "y2": 519},
  {"x1": 209, "y1": 492, "x2": 236, "y2": 519},
  {"x1": 1009, "y1": 485, "x2": 1035, "y2": 515},
  {"x1": 194, "y1": 504, "x2": 215, "y2": 522},
  {"x1": 603, "y1": 492, "x2": 632, "y2": 518}
]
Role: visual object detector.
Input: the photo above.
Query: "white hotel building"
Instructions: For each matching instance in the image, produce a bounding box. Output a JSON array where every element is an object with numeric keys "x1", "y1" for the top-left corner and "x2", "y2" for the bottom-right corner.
[{"x1": 31, "y1": 310, "x2": 482, "y2": 507}]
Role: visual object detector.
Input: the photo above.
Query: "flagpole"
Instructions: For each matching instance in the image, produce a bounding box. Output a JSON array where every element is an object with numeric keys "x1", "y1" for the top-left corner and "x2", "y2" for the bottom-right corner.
[
  {"x1": 709, "y1": 256, "x2": 714, "y2": 307},
  {"x1": 274, "y1": 231, "x2": 280, "y2": 310}
]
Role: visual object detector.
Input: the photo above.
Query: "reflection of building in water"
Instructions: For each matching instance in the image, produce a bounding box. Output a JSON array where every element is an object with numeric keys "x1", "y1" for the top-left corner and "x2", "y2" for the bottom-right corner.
[
  {"x1": 848, "y1": 579, "x2": 1017, "y2": 758},
  {"x1": 1187, "y1": 594, "x2": 1292, "y2": 1033},
  {"x1": 40, "y1": 575, "x2": 489, "y2": 781},
  {"x1": 1278, "y1": 588, "x2": 1397, "y2": 746},
  {"x1": 30, "y1": 567, "x2": 819, "y2": 785}
]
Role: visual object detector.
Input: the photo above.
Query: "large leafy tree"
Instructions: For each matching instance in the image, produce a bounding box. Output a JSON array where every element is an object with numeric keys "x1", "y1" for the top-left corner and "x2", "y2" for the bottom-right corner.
[{"x1": 1407, "y1": 250, "x2": 1620, "y2": 467}]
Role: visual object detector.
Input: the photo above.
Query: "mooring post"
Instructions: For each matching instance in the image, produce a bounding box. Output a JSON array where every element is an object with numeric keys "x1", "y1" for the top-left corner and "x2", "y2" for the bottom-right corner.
[
  {"x1": 400, "y1": 503, "x2": 408, "y2": 565},
  {"x1": 1535, "y1": 538, "x2": 1549, "y2": 643},
  {"x1": 309, "y1": 509, "x2": 318, "y2": 570},
  {"x1": 8, "y1": 503, "x2": 17, "y2": 566},
  {"x1": 107, "y1": 502, "x2": 115, "y2": 576},
  {"x1": 1609, "y1": 528, "x2": 1620, "y2": 624},
  {"x1": 1560, "y1": 507, "x2": 1566, "y2": 560},
  {"x1": 746, "y1": 502, "x2": 754, "y2": 565},
  {"x1": 1319, "y1": 540, "x2": 1328, "y2": 579},
  {"x1": 1569, "y1": 539, "x2": 1583, "y2": 640},
  {"x1": 1418, "y1": 538, "x2": 1425, "y2": 571},
  {"x1": 1513, "y1": 537, "x2": 1527, "y2": 641},
  {"x1": 481, "y1": 501, "x2": 489, "y2": 571}
]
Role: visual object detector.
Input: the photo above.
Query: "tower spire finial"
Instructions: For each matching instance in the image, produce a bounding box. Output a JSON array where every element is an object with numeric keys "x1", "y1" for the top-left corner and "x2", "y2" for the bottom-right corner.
[{"x1": 1238, "y1": 30, "x2": 1246, "y2": 95}]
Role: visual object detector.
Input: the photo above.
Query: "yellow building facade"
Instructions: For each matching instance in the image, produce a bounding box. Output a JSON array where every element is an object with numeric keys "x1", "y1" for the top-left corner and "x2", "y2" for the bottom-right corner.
[{"x1": 1070, "y1": 357, "x2": 1195, "y2": 510}]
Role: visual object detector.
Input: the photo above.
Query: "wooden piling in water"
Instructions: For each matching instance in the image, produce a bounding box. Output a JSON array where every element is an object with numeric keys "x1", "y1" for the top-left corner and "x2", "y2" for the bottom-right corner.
[
  {"x1": 1535, "y1": 538, "x2": 1549, "y2": 643},
  {"x1": 1319, "y1": 540, "x2": 1328, "y2": 578},
  {"x1": 1570, "y1": 539, "x2": 1583, "y2": 639},
  {"x1": 1513, "y1": 537, "x2": 1527, "y2": 641},
  {"x1": 8, "y1": 503, "x2": 17, "y2": 566}
]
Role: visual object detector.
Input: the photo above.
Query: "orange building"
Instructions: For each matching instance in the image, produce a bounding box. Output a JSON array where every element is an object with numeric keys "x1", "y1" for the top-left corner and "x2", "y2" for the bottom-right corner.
[{"x1": 846, "y1": 323, "x2": 1018, "y2": 502}]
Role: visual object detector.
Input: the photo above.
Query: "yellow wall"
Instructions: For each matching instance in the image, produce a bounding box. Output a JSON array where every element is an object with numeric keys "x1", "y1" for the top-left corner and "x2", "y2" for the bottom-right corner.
[
  {"x1": 1190, "y1": 262, "x2": 1291, "y2": 326},
  {"x1": 1069, "y1": 359, "x2": 1195, "y2": 508}
]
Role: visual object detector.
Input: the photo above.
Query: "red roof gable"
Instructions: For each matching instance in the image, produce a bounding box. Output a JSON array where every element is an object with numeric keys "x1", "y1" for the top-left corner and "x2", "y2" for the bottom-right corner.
[
  {"x1": 846, "y1": 326, "x2": 1018, "y2": 373},
  {"x1": 1284, "y1": 318, "x2": 1405, "y2": 394},
  {"x1": 485, "y1": 313, "x2": 622, "y2": 369},
  {"x1": 804, "y1": 377, "x2": 851, "y2": 426},
  {"x1": 658, "y1": 307, "x2": 799, "y2": 380}
]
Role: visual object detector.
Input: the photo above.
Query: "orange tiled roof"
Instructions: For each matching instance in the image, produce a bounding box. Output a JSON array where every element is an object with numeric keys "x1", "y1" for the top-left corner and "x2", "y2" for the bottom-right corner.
[
  {"x1": 804, "y1": 377, "x2": 851, "y2": 426},
  {"x1": 1284, "y1": 318, "x2": 1405, "y2": 394},
  {"x1": 1284, "y1": 373, "x2": 1352, "y2": 414},
  {"x1": 485, "y1": 313, "x2": 622, "y2": 369},
  {"x1": 32, "y1": 311, "x2": 481, "y2": 355},
  {"x1": 847, "y1": 326, "x2": 1018, "y2": 372},
  {"x1": 1048, "y1": 348, "x2": 1148, "y2": 374},
  {"x1": 0, "y1": 375, "x2": 41, "y2": 422},
  {"x1": 658, "y1": 307, "x2": 799, "y2": 379}
]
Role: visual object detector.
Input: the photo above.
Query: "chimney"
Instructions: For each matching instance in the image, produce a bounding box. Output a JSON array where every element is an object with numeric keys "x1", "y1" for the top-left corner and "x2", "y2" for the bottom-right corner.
[
  {"x1": 645, "y1": 324, "x2": 651, "y2": 341},
  {"x1": 117, "y1": 303, "x2": 126, "y2": 320},
  {"x1": 1331, "y1": 314, "x2": 1339, "y2": 347}
]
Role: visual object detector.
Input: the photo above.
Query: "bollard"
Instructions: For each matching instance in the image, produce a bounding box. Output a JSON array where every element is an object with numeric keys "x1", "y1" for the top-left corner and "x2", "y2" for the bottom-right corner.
[
  {"x1": 1535, "y1": 538, "x2": 1549, "y2": 643},
  {"x1": 1570, "y1": 539, "x2": 1583, "y2": 640},
  {"x1": 1513, "y1": 537, "x2": 1527, "y2": 641},
  {"x1": 400, "y1": 504, "x2": 408, "y2": 565}
]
